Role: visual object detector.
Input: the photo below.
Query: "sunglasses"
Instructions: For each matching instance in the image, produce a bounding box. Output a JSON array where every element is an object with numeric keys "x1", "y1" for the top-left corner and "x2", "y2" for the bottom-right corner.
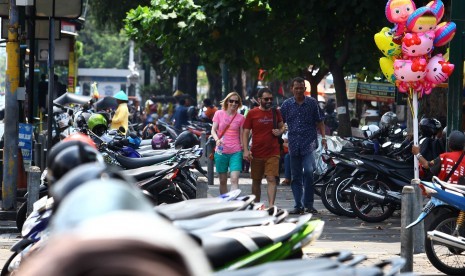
[
  {"x1": 228, "y1": 99, "x2": 239, "y2": 104},
  {"x1": 261, "y1": 97, "x2": 273, "y2": 102}
]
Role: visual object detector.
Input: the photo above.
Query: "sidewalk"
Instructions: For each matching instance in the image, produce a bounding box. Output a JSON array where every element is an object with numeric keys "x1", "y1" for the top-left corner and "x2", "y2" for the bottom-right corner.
[{"x1": 0, "y1": 173, "x2": 444, "y2": 275}]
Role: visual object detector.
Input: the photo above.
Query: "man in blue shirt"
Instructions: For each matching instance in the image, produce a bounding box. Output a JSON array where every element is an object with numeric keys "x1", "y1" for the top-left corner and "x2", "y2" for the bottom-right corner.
[
  {"x1": 281, "y1": 77, "x2": 327, "y2": 214},
  {"x1": 173, "y1": 98, "x2": 189, "y2": 131}
]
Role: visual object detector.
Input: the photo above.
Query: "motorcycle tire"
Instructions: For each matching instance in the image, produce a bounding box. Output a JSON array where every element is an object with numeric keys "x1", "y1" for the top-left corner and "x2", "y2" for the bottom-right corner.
[
  {"x1": 330, "y1": 177, "x2": 357, "y2": 218},
  {"x1": 348, "y1": 178, "x2": 396, "y2": 223},
  {"x1": 16, "y1": 202, "x2": 27, "y2": 233},
  {"x1": 0, "y1": 251, "x2": 18, "y2": 276},
  {"x1": 175, "y1": 181, "x2": 196, "y2": 200},
  {"x1": 320, "y1": 180, "x2": 345, "y2": 216},
  {"x1": 313, "y1": 167, "x2": 335, "y2": 198},
  {"x1": 425, "y1": 211, "x2": 465, "y2": 275}
]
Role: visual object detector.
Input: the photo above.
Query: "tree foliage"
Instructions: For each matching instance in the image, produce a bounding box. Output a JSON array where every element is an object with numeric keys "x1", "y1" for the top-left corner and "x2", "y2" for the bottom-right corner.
[
  {"x1": 124, "y1": 0, "x2": 388, "y2": 135},
  {"x1": 78, "y1": 11, "x2": 130, "y2": 69}
]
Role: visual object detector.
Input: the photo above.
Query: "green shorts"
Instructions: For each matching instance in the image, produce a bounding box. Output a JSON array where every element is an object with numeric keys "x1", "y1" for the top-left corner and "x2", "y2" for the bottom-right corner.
[{"x1": 215, "y1": 151, "x2": 243, "y2": 173}]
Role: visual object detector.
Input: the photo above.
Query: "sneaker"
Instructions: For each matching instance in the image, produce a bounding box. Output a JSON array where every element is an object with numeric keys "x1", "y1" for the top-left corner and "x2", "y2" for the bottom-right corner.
[
  {"x1": 305, "y1": 207, "x2": 318, "y2": 214},
  {"x1": 281, "y1": 179, "x2": 291, "y2": 185},
  {"x1": 289, "y1": 208, "x2": 304, "y2": 215}
]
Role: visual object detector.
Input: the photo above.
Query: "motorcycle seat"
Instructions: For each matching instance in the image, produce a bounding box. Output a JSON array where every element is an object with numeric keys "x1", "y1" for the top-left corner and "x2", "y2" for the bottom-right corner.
[
  {"x1": 192, "y1": 215, "x2": 314, "y2": 269},
  {"x1": 155, "y1": 196, "x2": 256, "y2": 221},
  {"x1": 123, "y1": 163, "x2": 174, "y2": 181},
  {"x1": 115, "y1": 152, "x2": 176, "y2": 169},
  {"x1": 359, "y1": 155, "x2": 412, "y2": 170},
  {"x1": 139, "y1": 139, "x2": 152, "y2": 146}
]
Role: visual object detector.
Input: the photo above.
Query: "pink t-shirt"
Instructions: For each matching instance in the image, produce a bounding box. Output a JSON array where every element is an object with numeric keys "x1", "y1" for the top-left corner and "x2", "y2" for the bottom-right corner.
[{"x1": 212, "y1": 110, "x2": 245, "y2": 154}]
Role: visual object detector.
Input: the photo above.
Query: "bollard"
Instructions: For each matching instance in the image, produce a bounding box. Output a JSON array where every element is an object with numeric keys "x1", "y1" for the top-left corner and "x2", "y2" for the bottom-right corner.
[
  {"x1": 200, "y1": 132, "x2": 207, "y2": 166},
  {"x1": 411, "y1": 179, "x2": 425, "y2": 253},
  {"x1": 27, "y1": 166, "x2": 42, "y2": 216},
  {"x1": 400, "y1": 185, "x2": 414, "y2": 272},
  {"x1": 207, "y1": 142, "x2": 214, "y2": 186}
]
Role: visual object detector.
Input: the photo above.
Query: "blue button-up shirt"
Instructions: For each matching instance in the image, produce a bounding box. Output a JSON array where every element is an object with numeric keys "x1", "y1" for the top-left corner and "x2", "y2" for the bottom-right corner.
[{"x1": 281, "y1": 96, "x2": 324, "y2": 156}]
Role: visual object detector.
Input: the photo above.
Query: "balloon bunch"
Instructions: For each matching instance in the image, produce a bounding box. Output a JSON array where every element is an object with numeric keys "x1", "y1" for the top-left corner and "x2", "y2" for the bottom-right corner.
[{"x1": 376, "y1": 0, "x2": 456, "y2": 97}]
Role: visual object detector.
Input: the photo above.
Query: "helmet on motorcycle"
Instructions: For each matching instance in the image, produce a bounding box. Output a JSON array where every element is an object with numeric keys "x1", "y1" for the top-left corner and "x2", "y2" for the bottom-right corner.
[
  {"x1": 363, "y1": 125, "x2": 380, "y2": 139},
  {"x1": 47, "y1": 140, "x2": 104, "y2": 185},
  {"x1": 152, "y1": 133, "x2": 169, "y2": 149},
  {"x1": 74, "y1": 112, "x2": 92, "y2": 129},
  {"x1": 448, "y1": 131, "x2": 465, "y2": 151},
  {"x1": 63, "y1": 133, "x2": 97, "y2": 149},
  {"x1": 88, "y1": 114, "x2": 108, "y2": 136},
  {"x1": 50, "y1": 163, "x2": 135, "y2": 210},
  {"x1": 379, "y1": 111, "x2": 398, "y2": 129},
  {"x1": 174, "y1": 130, "x2": 200, "y2": 149},
  {"x1": 419, "y1": 117, "x2": 442, "y2": 137}
]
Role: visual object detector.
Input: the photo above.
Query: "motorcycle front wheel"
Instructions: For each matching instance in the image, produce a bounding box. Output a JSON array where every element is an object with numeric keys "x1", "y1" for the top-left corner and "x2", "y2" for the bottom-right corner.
[
  {"x1": 349, "y1": 178, "x2": 396, "y2": 223},
  {"x1": 425, "y1": 211, "x2": 465, "y2": 275}
]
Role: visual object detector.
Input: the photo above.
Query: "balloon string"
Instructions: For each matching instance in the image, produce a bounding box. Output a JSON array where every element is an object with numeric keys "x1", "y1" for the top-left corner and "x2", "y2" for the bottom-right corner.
[{"x1": 407, "y1": 88, "x2": 414, "y2": 117}]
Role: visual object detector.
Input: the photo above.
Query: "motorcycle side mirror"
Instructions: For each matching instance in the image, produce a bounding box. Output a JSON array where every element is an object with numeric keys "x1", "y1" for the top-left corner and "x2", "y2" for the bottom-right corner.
[
  {"x1": 361, "y1": 125, "x2": 369, "y2": 131},
  {"x1": 394, "y1": 128, "x2": 402, "y2": 135},
  {"x1": 382, "y1": 141, "x2": 392, "y2": 148}
]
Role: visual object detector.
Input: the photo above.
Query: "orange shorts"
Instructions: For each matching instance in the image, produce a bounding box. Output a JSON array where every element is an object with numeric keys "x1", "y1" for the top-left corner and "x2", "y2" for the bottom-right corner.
[{"x1": 250, "y1": 156, "x2": 280, "y2": 179}]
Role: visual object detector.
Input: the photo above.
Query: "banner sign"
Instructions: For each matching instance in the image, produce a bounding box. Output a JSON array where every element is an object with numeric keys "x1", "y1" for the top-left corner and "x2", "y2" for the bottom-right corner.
[
  {"x1": 19, "y1": 123, "x2": 33, "y2": 170},
  {"x1": 356, "y1": 82, "x2": 395, "y2": 103}
]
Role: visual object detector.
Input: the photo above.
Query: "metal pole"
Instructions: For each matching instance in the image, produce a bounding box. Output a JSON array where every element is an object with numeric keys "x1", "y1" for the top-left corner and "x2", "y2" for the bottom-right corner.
[
  {"x1": 400, "y1": 185, "x2": 414, "y2": 272},
  {"x1": 447, "y1": 0, "x2": 464, "y2": 135},
  {"x1": 34, "y1": 142, "x2": 41, "y2": 169},
  {"x1": 27, "y1": 5, "x2": 36, "y2": 123},
  {"x1": 26, "y1": 166, "x2": 41, "y2": 216},
  {"x1": 2, "y1": 0, "x2": 20, "y2": 210},
  {"x1": 200, "y1": 132, "x2": 207, "y2": 166},
  {"x1": 46, "y1": 17, "x2": 55, "y2": 155},
  {"x1": 412, "y1": 92, "x2": 419, "y2": 180}
]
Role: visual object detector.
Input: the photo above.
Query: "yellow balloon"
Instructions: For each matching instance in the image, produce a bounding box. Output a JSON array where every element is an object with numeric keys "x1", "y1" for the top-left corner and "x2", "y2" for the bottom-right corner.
[
  {"x1": 374, "y1": 27, "x2": 401, "y2": 58},
  {"x1": 379, "y1": 57, "x2": 396, "y2": 83}
]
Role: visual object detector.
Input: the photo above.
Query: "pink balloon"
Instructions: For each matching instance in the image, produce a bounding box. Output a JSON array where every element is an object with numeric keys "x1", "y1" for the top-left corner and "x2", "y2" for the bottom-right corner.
[
  {"x1": 402, "y1": 31, "x2": 435, "y2": 57},
  {"x1": 395, "y1": 59, "x2": 427, "y2": 82},
  {"x1": 425, "y1": 54, "x2": 455, "y2": 84}
]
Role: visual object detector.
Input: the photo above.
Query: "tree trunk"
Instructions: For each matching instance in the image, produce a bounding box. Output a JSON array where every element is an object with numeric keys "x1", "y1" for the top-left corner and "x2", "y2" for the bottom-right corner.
[
  {"x1": 330, "y1": 64, "x2": 351, "y2": 137},
  {"x1": 177, "y1": 55, "x2": 199, "y2": 103},
  {"x1": 206, "y1": 64, "x2": 222, "y2": 103}
]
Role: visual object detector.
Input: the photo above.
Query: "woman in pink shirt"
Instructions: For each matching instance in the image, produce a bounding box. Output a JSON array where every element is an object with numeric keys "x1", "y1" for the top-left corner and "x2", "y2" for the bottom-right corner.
[{"x1": 211, "y1": 92, "x2": 245, "y2": 194}]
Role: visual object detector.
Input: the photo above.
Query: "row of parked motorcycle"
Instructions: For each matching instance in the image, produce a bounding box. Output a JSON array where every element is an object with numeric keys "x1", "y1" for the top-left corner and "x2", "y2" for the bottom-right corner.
[
  {"x1": 3, "y1": 96, "x2": 415, "y2": 275},
  {"x1": 314, "y1": 112, "x2": 443, "y2": 223},
  {"x1": 314, "y1": 112, "x2": 465, "y2": 275}
]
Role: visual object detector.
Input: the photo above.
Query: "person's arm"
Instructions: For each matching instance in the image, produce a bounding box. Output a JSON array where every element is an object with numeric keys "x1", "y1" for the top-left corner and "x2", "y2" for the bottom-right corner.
[
  {"x1": 317, "y1": 121, "x2": 327, "y2": 148},
  {"x1": 243, "y1": 128, "x2": 251, "y2": 160},
  {"x1": 111, "y1": 107, "x2": 122, "y2": 124},
  {"x1": 412, "y1": 145, "x2": 433, "y2": 169}
]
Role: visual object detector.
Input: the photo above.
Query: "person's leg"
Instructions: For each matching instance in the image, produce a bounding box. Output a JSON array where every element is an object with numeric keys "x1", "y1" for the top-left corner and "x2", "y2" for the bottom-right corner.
[
  {"x1": 219, "y1": 173, "x2": 228, "y2": 194},
  {"x1": 229, "y1": 171, "x2": 240, "y2": 191},
  {"x1": 284, "y1": 153, "x2": 291, "y2": 182},
  {"x1": 229, "y1": 151, "x2": 243, "y2": 191},
  {"x1": 215, "y1": 153, "x2": 229, "y2": 194},
  {"x1": 250, "y1": 158, "x2": 265, "y2": 202},
  {"x1": 302, "y1": 152, "x2": 316, "y2": 210},
  {"x1": 264, "y1": 156, "x2": 280, "y2": 206},
  {"x1": 290, "y1": 154, "x2": 304, "y2": 210}
]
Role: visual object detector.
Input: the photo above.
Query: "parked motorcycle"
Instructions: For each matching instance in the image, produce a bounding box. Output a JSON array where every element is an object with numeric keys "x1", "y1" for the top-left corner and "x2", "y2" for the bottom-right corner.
[{"x1": 407, "y1": 176, "x2": 465, "y2": 275}]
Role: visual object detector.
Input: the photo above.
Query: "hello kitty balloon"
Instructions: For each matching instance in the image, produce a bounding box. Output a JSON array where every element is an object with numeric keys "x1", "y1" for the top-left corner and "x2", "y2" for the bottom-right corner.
[
  {"x1": 394, "y1": 58, "x2": 427, "y2": 92},
  {"x1": 401, "y1": 31, "x2": 435, "y2": 58}
]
